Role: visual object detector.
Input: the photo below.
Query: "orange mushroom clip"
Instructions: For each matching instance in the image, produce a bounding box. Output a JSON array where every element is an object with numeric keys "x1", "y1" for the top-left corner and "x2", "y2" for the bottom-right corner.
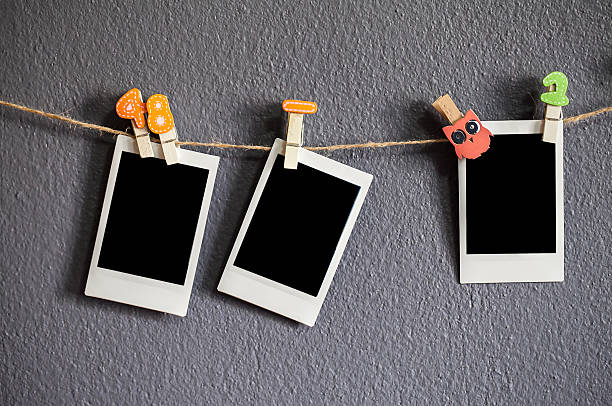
[{"x1": 282, "y1": 99, "x2": 317, "y2": 169}]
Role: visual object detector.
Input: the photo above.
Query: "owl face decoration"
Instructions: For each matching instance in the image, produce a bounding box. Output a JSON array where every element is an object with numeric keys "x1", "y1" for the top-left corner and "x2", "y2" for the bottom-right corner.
[{"x1": 442, "y1": 110, "x2": 493, "y2": 160}]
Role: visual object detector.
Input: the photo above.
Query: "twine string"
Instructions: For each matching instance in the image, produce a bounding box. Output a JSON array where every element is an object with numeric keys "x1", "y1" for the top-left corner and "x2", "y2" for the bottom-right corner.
[{"x1": 1, "y1": 100, "x2": 610, "y2": 152}]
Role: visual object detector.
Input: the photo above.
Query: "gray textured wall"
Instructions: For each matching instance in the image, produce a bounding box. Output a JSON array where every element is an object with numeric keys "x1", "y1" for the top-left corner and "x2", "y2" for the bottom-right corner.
[{"x1": 1, "y1": 1, "x2": 611, "y2": 404}]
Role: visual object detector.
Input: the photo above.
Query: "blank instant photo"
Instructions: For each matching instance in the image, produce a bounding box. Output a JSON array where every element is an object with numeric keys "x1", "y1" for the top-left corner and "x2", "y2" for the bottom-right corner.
[
  {"x1": 459, "y1": 120, "x2": 564, "y2": 283},
  {"x1": 85, "y1": 135, "x2": 219, "y2": 316},
  {"x1": 218, "y1": 138, "x2": 372, "y2": 326}
]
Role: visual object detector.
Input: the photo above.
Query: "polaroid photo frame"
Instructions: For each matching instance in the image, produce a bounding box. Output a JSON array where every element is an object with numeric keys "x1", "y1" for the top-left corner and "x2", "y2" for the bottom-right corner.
[
  {"x1": 85, "y1": 135, "x2": 219, "y2": 316},
  {"x1": 459, "y1": 120, "x2": 564, "y2": 283},
  {"x1": 218, "y1": 138, "x2": 372, "y2": 326}
]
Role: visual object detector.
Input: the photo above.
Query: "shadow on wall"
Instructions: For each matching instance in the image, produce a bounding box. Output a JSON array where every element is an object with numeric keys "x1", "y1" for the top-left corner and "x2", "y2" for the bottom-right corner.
[
  {"x1": 411, "y1": 100, "x2": 461, "y2": 281},
  {"x1": 496, "y1": 75, "x2": 546, "y2": 120},
  {"x1": 195, "y1": 101, "x2": 301, "y2": 327},
  {"x1": 198, "y1": 102, "x2": 283, "y2": 294},
  {"x1": 81, "y1": 92, "x2": 128, "y2": 135},
  {"x1": 391, "y1": 82, "x2": 550, "y2": 282},
  {"x1": 61, "y1": 92, "x2": 165, "y2": 319}
]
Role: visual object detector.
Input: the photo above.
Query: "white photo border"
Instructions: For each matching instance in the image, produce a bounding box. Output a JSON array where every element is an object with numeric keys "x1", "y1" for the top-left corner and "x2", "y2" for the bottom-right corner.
[
  {"x1": 459, "y1": 120, "x2": 564, "y2": 284},
  {"x1": 218, "y1": 138, "x2": 373, "y2": 326},
  {"x1": 85, "y1": 135, "x2": 219, "y2": 316}
]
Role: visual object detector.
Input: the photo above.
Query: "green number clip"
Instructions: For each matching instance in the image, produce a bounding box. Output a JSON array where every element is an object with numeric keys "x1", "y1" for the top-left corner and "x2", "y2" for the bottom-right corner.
[{"x1": 540, "y1": 71, "x2": 569, "y2": 106}]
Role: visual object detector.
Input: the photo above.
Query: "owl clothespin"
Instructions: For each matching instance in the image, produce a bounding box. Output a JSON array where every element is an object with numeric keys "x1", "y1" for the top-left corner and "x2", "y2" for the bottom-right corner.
[
  {"x1": 146, "y1": 94, "x2": 180, "y2": 165},
  {"x1": 282, "y1": 99, "x2": 318, "y2": 169},
  {"x1": 116, "y1": 88, "x2": 153, "y2": 158},
  {"x1": 432, "y1": 94, "x2": 493, "y2": 160},
  {"x1": 540, "y1": 71, "x2": 569, "y2": 144}
]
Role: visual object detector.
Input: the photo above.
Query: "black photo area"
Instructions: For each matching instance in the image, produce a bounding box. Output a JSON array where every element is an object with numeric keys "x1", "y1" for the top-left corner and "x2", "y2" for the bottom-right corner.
[
  {"x1": 98, "y1": 152, "x2": 209, "y2": 285},
  {"x1": 466, "y1": 134, "x2": 556, "y2": 254},
  {"x1": 235, "y1": 156, "x2": 361, "y2": 296}
]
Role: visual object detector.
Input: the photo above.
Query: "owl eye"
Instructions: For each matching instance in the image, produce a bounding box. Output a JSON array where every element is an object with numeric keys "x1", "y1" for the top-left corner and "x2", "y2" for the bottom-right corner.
[
  {"x1": 465, "y1": 120, "x2": 480, "y2": 135},
  {"x1": 451, "y1": 129, "x2": 466, "y2": 144}
]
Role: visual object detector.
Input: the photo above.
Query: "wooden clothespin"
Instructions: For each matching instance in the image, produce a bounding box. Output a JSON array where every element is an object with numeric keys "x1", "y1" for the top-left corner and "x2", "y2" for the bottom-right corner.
[
  {"x1": 432, "y1": 94, "x2": 464, "y2": 125},
  {"x1": 540, "y1": 71, "x2": 569, "y2": 143},
  {"x1": 432, "y1": 94, "x2": 493, "y2": 160},
  {"x1": 146, "y1": 94, "x2": 180, "y2": 165},
  {"x1": 282, "y1": 99, "x2": 318, "y2": 169},
  {"x1": 116, "y1": 88, "x2": 153, "y2": 158}
]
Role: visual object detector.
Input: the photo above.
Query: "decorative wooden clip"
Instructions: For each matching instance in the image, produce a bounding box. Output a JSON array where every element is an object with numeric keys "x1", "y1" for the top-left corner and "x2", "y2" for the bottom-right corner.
[
  {"x1": 146, "y1": 94, "x2": 180, "y2": 165},
  {"x1": 116, "y1": 88, "x2": 153, "y2": 158},
  {"x1": 432, "y1": 94, "x2": 464, "y2": 125},
  {"x1": 282, "y1": 99, "x2": 318, "y2": 169},
  {"x1": 540, "y1": 71, "x2": 569, "y2": 144},
  {"x1": 432, "y1": 94, "x2": 493, "y2": 160}
]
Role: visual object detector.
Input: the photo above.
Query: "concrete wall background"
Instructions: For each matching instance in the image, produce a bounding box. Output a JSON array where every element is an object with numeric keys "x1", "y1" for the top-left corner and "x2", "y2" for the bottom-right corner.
[{"x1": 1, "y1": 1, "x2": 610, "y2": 404}]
